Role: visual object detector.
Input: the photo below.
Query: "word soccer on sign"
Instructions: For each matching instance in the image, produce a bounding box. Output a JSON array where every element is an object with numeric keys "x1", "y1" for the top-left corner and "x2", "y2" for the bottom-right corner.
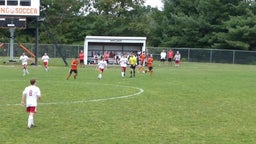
[{"x1": 0, "y1": 0, "x2": 40, "y2": 16}]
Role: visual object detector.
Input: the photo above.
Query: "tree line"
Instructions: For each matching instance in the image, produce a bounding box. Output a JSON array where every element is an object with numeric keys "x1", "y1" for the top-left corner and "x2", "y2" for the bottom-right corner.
[{"x1": 1, "y1": 0, "x2": 255, "y2": 51}]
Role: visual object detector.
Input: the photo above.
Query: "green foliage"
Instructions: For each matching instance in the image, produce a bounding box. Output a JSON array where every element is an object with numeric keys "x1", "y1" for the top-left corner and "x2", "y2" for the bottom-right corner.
[
  {"x1": 213, "y1": 14, "x2": 256, "y2": 50},
  {"x1": 1, "y1": 0, "x2": 256, "y2": 51},
  {"x1": 160, "y1": 0, "x2": 256, "y2": 50}
]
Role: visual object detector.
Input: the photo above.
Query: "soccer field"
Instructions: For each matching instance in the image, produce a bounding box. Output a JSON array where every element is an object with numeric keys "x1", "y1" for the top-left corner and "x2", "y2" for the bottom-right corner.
[{"x1": 1, "y1": 62, "x2": 256, "y2": 144}]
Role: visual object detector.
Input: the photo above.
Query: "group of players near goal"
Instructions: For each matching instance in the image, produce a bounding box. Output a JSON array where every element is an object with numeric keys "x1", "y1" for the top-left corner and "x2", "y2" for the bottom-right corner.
[
  {"x1": 78, "y1": 50, "x2": 155, "y2": 80},
  {"x1": 19, "y1": 49, "x2": 181, "y2": 80}
]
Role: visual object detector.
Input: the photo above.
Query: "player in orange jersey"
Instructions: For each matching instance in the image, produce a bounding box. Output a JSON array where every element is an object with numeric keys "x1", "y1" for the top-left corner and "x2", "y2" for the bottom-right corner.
[
  {"x1": 145, "y1": 54, "x2": 154, "y2": 76},
  {"x1": 138, "y1": 51, "x2": 146, "y2": 73},
  {"x1": 66, "y1": 57, "x2": 79, "y2": 80}
]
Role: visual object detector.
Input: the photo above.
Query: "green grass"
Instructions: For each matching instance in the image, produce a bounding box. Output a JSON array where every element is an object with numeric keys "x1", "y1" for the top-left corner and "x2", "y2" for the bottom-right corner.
[{"x1": 1, "y1": 61, "x2": 256, "y2": 144}]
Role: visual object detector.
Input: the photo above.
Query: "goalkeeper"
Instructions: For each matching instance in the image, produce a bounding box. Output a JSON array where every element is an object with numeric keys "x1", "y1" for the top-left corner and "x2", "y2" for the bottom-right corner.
[{"x1": 128, "y1": 53, "x2": 137, "y2": 78}]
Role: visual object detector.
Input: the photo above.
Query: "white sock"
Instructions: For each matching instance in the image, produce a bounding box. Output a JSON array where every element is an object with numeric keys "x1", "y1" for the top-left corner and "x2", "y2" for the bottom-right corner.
[
  {"x1": 31, "y1": 118, "x2": 34, "y2": 126},
  {"x1": 23, "y1": 69, "x2": 26, "y2": 75},
  {"x1": 98, "y1": 74, "x2": 102, "y2": 79},
  {"x1": 28, "y1": 115, "x2": 33, "y2": 128}
]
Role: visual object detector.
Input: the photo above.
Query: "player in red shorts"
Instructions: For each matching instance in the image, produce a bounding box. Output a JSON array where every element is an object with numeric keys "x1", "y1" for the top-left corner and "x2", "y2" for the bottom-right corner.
[
  {"x1": 21, "y1": 79, "x2": 41, "y2": 129},
  {"x1": 41, "y1": 53, "x2": 50, "y2": 72},
  {"x1": 174, "y1": 51, "x2": 181, "y2": 67},
  {"x1": 19, "y1": 53, "x2": 30, "y2": 76},
  {"x1": 97, "y1": 56, "x2": 108, "y2": 79}
]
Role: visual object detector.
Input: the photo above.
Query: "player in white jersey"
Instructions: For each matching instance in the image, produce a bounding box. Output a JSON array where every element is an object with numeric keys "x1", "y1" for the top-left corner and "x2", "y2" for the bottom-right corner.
[
  {"x1": 19, "y1": 53, "x2": 30, "y2": 76},
  {"x1": 119, "y1": 54, "x2": 128, "y2": 77},
  {"x1": 97, "y1": 56, "x2": 107, "y2": 79},
  {"x1": 21, "y1": 79, "x2": 41, "y2": 129},
  {"x1": 41, "y1": 53, "x2": 50, "y2": 72},
  {"x1": 174, "y1": 51, "x2": 181, "y2": 67},
  {"x1": 160, "y1": 50, "x2": 167, "y2": 64}
]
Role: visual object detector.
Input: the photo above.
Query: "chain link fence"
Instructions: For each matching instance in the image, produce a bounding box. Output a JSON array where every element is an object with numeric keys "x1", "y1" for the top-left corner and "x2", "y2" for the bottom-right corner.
[
  {"x1": 148, "y1": 47, "x2": 256, "y2": 65},
  {"x1": 1, "y1": 43, "x2": 256, "y2": 65}
]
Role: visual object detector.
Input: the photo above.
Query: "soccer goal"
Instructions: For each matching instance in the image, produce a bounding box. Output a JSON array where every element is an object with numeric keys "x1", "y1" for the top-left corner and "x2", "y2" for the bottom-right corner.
[{"x1": 84, "y1": 36, "x2": 147, "y2": 65}]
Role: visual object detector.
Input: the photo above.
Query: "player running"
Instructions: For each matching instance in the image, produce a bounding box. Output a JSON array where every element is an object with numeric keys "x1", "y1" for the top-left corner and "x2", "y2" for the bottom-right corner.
[
  {"x1": 97, "y1": 56, "x2": 107, "y2": 79},
  {"x1": 66, "y1": 57, "x2": 79, "y2": 80},
  {"x1": 19, "y1": 53, "x2": 30, "y2": 76},
  {"x1": 119, "y1": 54, "x2": 128, "y2": 77},
  {"x1": 145, "y1": 54, "x2": 154, "y2": 76},
  {"x1": 138, "y1": 51, "x2": 146, "y2": 73},
  {"x1": 41, "y1": 53, "x2": 50, "y2": 72}
]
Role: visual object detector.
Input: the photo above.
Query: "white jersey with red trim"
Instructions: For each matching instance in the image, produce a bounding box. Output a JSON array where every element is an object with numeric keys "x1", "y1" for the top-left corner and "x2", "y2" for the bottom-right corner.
[
  {"x1": 119, "y1": 57, "x2": 128, "y2": 67},
  {"x1": 42, "y1": 55, "x2": 49, "y2": 62},
  {"x1": 98, "y1": 60, "x2": 107, "y2": 69},
  {"x1": 23, "y1": 85, "x2": 41, "y2": 107},
  {"x1": 174, "y1": 54, "x2": 181, "y2": 61},
  {"x1": 19, "y1": 55, "x2": 29, "y2": 65}
]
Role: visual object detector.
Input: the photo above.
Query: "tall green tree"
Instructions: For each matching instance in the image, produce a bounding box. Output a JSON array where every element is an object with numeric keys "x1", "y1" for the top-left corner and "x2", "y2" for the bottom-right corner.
[
  {"x1": 37, "y1": 0, "x2": 152, "y2": 44},
  {"x1": 213, "y1": 2, "x2": 256, "y2": 50},
  {"x1": 158, "y1": 0, "x2": 256, "y2": 50},
  {"x1": 39, "y1": 0, "x2": 85, "y2": 44},
  {"x1": 83, "y1": 0, "x2": 151, "y2": 37}
]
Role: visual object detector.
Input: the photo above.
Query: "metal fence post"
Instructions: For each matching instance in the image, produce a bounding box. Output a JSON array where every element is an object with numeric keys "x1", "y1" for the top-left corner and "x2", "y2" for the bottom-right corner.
[
  {"x1": 233, "y1": 50, "x2": 235, "y2": 64},
  {"x1": 210, "y1": 49, "x2": 212, "y2": 63}
]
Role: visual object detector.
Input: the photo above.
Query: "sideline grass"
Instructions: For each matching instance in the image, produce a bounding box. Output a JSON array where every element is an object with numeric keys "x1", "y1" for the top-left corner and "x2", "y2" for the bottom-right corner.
[{"x1": 1, "y1": 62, "x2": 256, "y2": 144}]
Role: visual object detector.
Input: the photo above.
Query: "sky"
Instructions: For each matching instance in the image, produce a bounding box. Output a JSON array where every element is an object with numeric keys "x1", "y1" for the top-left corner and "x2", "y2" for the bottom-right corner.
[{"x1": 144, "y1": 0, "x2": 164, "y2": 10}]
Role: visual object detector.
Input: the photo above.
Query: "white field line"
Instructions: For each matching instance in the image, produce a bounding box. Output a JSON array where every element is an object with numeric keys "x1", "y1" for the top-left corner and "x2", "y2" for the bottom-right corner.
[{"x1": 5, "y1": 84, "x2": 144, "y2": 106}]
